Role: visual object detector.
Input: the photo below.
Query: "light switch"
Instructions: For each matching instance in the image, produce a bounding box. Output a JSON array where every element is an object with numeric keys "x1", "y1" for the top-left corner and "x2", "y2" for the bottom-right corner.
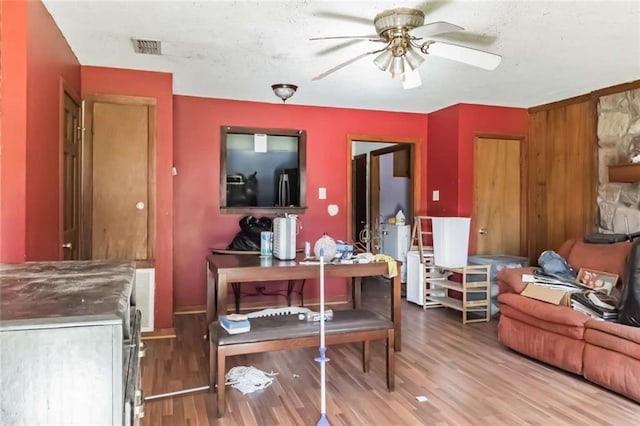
[
  {"x1": 432, "y1": 190, "x2": 440, "y2": 201},
  {"x1": 318, "y1": 187, "x2": 327, "y2": 199}
]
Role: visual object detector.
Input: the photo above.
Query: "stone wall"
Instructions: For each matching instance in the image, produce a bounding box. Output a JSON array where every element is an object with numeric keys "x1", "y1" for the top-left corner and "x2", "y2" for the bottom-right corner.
[{"x1": 597, "y1": 88, "x2": 640, "y2": 233}]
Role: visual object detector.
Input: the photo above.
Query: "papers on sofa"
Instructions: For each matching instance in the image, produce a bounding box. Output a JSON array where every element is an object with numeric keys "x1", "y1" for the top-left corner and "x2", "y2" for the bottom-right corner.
[{"x1": 522, "y1": 274, "x2": 583, "y2": 289}]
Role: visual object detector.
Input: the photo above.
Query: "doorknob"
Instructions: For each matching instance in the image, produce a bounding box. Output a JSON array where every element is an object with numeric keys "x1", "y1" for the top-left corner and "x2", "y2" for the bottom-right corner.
[
  {"x1": 478, "y1": 228, "x2": 488, "y2": 235},
  {"x1": 62, "y1": 242, "x2": 73, "y2": 249},
  {"x1": 136, "y1": 201, "x2": 145, "y2": 210}
]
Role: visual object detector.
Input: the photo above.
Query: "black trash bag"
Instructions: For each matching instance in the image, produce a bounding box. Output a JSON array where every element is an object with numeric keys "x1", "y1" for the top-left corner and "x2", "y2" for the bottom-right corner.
[
  {"x1": 584, "y1": 233, "x2": 630, "y2": 244},
  {"x1": 227, "y1": 216, "x2": 272, "y2": 251},
  {"x1": 585, "y1": 231, "x2": 640, "y2": 244},
  {"x1": 618, "y1": 238, "x2": 640, "y2": 327}
]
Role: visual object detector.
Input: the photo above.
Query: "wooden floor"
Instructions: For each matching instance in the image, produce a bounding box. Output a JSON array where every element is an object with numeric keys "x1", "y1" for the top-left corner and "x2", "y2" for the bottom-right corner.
[{"x1": 141, "y1": 278, "x2": 640, "y2": 425}]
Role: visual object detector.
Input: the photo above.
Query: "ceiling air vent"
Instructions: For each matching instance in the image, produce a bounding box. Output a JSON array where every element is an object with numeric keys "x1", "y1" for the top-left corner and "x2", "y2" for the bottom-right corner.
[{"x1": 132, "y1": 38, "x2": 162, "y2": 55}]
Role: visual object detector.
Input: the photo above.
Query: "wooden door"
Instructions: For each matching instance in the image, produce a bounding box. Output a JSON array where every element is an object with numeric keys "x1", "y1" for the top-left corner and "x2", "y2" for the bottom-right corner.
[
  {"x1": 352, "y1": 154, "x2": 367, "y2": 245},
  {"x1": 62, "y1": 93, "x2": 81, "y2": 260},
  {"x1": 473, "y1": 137, "x2": 522, "y2": 255},
  {"x1": 91, "y1": 102, "x2": 150, "y2": 260}
]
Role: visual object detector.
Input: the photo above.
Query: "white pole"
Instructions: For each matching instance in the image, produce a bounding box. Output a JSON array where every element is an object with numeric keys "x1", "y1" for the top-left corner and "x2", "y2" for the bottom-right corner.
[{"x1": 316, "y1": 251, "x2": 330, "y2": 426}]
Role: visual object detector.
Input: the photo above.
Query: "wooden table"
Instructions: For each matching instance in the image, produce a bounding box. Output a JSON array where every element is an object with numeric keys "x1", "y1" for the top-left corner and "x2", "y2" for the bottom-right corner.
[{"x1": 206, "y1": 254, "x2": 402, "y2": 351}]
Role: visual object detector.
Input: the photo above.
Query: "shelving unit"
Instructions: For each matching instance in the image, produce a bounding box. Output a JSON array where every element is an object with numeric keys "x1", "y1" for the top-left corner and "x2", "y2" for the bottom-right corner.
[
  {"x1": 425, "y1": 264, "x2": 491, "y2": 324},
  {"x1": 409, "y1": 216, "x2": 446, "y2": 308}
]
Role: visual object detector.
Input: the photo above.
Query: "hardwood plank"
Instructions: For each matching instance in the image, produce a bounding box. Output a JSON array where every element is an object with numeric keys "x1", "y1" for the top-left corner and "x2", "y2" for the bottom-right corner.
[{"x1": 141, "y1": 278, "x2": 639, "y2": 425}]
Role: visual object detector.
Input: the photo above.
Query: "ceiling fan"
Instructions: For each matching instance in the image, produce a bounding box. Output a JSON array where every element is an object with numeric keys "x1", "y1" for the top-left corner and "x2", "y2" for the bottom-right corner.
[{"x1": 311, "y1": 7, "x2": 501, "y2": 89}]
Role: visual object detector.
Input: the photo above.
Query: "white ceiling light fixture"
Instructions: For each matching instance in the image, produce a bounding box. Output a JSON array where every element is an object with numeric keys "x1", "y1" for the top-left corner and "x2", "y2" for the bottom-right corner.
[
  {"x1": 271, "y1": 84, "x2": 298, "y2": 103},
  {"x1": 402, "y1": 68, "x2": 422, "y2": 90}
]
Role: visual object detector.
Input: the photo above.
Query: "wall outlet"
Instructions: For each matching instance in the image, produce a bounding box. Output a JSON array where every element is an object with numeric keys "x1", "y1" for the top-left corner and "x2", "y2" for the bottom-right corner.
[
  {"x1": 432, "y1": 190, "x2": 440, "y2": 201},
  {"x1": 318, "y1": 187, "x2": 327, "y2": 199}
]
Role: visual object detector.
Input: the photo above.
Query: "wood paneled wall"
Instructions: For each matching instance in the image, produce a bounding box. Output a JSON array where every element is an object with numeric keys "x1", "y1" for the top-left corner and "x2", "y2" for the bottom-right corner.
[
  {"x1": 527, "y1": 96, "x2": 597, "y2": 263},
  {"x1": 527, "y1": 80, "x2": 640, "y2": 263}
]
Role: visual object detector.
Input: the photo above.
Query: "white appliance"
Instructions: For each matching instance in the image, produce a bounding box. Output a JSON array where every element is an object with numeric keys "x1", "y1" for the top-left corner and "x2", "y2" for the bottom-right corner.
[
  {"x1": 380, "y1": 224, "x2": 410, "y2": 283},
  {"x1": 134, "y1": 268, "x2": 155, "y2": 332},
  {"x1": 407, "y1": 250, "x2": 445, "y2": 307},
  {"x1": 273, "y1": 216, "x2": 297, "y2": 260},
  {"x1": 406, "y1": 251, "x2": 424, "y2": 305}
]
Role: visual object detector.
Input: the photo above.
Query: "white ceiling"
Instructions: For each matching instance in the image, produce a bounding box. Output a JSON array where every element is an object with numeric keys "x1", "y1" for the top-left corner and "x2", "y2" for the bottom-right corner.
[{"x1": 43, "y1": 0, "x2": 640, "y2": 113}]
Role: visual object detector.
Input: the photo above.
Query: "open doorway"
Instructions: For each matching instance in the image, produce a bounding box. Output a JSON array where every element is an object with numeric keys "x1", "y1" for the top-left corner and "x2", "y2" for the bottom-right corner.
[{"x1": 347, "y1": 136, "x2": 420, "y2": 254}]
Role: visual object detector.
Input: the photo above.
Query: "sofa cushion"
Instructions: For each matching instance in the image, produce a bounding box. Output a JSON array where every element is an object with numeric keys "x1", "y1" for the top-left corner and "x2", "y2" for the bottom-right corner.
[
  {"x1": 584, "y1": 328, "x2": 640, "y2": 361},
  {"x1": 583, "y1": 344, "x2": 640, "y2": 402},
  {"x1": 584, "y1": 319, "x2": 640, "y2": 360},
  {"x1": 500, "y1": 300, "x2": 586, "y2": 339},
  {"x1": 500, "y1": 293, "x2": 590, "y2": 327},
  {"x1": 565, "y1": 240, "x2": 632, "y2": 282},
  {"x1": 498, "y1": 315, "x2": 584, "y2": 374}
]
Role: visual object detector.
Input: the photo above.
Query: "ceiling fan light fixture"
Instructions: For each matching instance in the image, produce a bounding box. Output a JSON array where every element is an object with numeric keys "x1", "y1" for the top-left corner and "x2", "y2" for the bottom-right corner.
[
  {"x1": 404, "y1": 47, "x2": 425, "y2": 70},
  {"x1": 373, "y1": 50, "x2": 394, "y2": 71},
  {"x1": 390, "y1": 56, "x2": 404, "y2": 78},
  {"x1": 271, "y1": 84, "x2": 298, "y2": 103},
  {"x1": 402, "y1": 68, "x2": 422, "y2": 90}
]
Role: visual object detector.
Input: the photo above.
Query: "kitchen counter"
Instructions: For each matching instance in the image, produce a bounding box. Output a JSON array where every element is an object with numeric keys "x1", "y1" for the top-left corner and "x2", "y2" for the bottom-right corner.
[
  {"x1": 0, "y1": 260, "x2": 139, "y2": 425},
  {"x1": 0, "y1": 260, "x2": 135, "y2": 331}
]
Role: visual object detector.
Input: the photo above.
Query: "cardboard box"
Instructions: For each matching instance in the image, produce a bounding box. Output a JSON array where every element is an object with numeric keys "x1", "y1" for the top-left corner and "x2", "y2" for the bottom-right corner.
[{"x1": 521, "y1": 284, "x2": 572, "y2": 306}]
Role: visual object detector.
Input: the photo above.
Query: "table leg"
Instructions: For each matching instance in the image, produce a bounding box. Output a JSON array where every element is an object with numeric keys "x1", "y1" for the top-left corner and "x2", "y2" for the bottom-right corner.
[
  {"x1": 390, "y1": 271, "x2": 401, "y2": 351},
  {"x1": 354, "y1": 277, "x2": 362, "y2": 309},
  {"x1": 299, "y1": 279, "x2": 306, "y2": 306},
  {"x1": 206, "y1": 262, "x2": 217, "y2": 325},
  {"x1": 231, "y1": 283, "x2": 240, "y2": 313},
  {"x1": 287, "y1": 280, "x2": 293, "y2": 306},
  {"x1": 217, "y1": 276, "x2": 228, "y2": 318}
]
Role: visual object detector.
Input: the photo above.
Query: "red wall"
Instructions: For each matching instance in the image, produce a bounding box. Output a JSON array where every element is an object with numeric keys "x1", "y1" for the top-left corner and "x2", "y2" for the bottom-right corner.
[
  {"x1": 0, "y1": 0, "x2": 80, "y2": 262},
  {"x1": 25, "y1": 0, "x2": 81, "y2": 259},
  {"x1": 0, "y1": 1, "x2": 28, "y2": 262},
  {"x1": 427, "y1": 103, "x2": 528, "y2": 252},
  {"x1": 173, "y1": 95, "x2": 429, "y2": 307},
  {"x1": 82, "y1": 66, "x2": 174, "y2": 329},
  {"x1": 426, "y1": 105, "x2": 459, "y2": 216}
]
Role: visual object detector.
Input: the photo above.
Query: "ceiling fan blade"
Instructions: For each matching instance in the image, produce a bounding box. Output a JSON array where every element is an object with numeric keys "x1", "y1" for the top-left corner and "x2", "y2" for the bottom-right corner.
[
  {"x1": 410, "y1": 21, "x2": 464, "y2": 39},
  {"x1": 432, "y1": 31, "x2": 498, "y2": 47},
  {"x1": 426, "y1": 41, "x2": 501, "y2": 70},
  {"x1": 310, "y1": 35, "x2": 382, "y2": 41},
  {"x1": 316, "y1": 39, "x2": 366, "y2": 56},
  {"x1": 313, "y1": 11, "x2": 372, "y2": 26},
  {"x1": 312, "y1": 50, "x2": 381, "y2": 81}
]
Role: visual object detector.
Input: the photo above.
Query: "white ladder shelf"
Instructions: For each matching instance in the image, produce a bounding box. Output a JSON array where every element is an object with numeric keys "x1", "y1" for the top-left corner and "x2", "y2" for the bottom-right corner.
[{"x1": 410, "y1": 216, "x2": 445, "y2": 309}]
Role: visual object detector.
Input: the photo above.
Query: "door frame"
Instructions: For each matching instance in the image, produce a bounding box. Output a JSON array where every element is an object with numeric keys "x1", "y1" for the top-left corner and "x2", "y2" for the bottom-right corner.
[
  {"x1": 346, "y1": 134, "x2": 421, "y2": 247},
  {"x1": 352, "y1": 153, "x2": 367, "y2": 246},
  {"x1": 472, "y1": 133, "x2": 528, "y2": 256},
  {"x1": 81, "y1": 94, "x2": 157, "y2": 260},
  {"x1": 59, "y1": 79, "x2": 82, "y2": 259}
]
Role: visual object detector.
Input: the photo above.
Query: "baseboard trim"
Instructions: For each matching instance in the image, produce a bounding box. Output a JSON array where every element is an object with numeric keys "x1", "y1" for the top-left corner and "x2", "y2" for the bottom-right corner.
[
  {"x1": 142, "y1": 327, "x2": 176, "y2": 340},
  {"x1": 174, "y1": 305, "x2": 206, "y2": 315}
]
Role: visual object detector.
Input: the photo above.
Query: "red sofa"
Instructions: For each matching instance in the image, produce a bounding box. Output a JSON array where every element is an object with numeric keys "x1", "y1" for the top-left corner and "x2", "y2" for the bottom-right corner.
[{"x1": 497, "y1": 239, "x2": 640, "y2": 402}]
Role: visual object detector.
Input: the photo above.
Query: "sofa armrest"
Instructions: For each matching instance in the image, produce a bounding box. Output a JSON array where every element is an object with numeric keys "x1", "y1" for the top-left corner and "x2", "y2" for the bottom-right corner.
[{"x1": 497, "y1": 266, "x2": 537, "y2": 295}]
